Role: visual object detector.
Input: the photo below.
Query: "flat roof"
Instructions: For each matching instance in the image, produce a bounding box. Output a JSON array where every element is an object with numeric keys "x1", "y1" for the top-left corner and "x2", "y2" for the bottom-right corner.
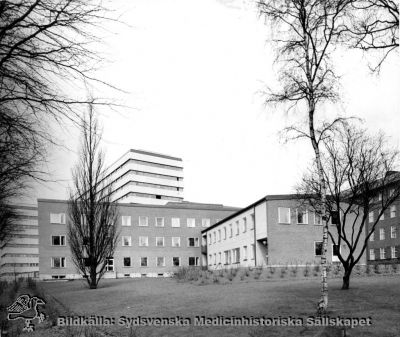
[{"x1": 37, "y1": 199, "x2": 239, "y2": 212}]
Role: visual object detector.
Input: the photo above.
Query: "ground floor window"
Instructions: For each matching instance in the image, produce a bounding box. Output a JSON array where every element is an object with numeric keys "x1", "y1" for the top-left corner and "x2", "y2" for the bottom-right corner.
[
  {"x1": 141, "y1": 257, "x2": 148, "y2": 267},
  {"x1": 157, "y1": 257, "x2": 165, "y2": 267},
  {"x1": 314, "y1": 241, "x2": 323, "y2": 257},
  {"x1": 188, "y1": 257, "x2": 199, "y2": 266},
  {"x1": 51, "y1": 257, "x2": 65, "y2": 268},
  {"x1": 391, "y1": 247, "x2": 397, "y2": 259},
  {"x1": 173, "y1": 257, "x2": 180, "y2": 266},
  {"x1": 123, "y1": 257, "x2": 131, "y2": 267},
  {"x1": 380, "y1": 248, "x2": 385, "y2": 259},
  {"x1": 105, "y1": 257, "x2": 114, "y2": 272},
  {"x1": 369, "y1": 249, "x2": 375, "y2": 260}
]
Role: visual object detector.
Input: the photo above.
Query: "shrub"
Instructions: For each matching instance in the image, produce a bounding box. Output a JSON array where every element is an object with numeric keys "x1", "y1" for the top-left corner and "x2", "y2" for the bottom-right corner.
[
  {"x1": 245, "y1": 268, "x2": 251, "y2": 277},
  {"x1": 174, "y1": 267, "x2": 202, "y2": 282},
  {"x1": 213, "y1": 275, "x2": 220, "y2": 284},
  {"x1": 290, "y1": 265, "x2": 298, "y2": 277},
  {"x1": 227, "y1": 273, "x2": 234, "y2": 282},
  {"x1": 391, "y1": 264, "x2": 398, "y2": 274},
  {"x1": 303, "y1": 264, "x2": 310, "y2": 277},
  {"x1": 374, "y1": 264, "x2": 380, "y2": 274},
  {"x1": 280, "y1": 267, "x2": 287, "y2": 278},
  {"x1": 268, "y1": 266, "x2": 276, "y2": 275},
  {"x1": 313, "y1": 264, "x2": 320, "y2": 277},
  {"x1": 231, "y1": 268, "x2": 238, "y2": 277}
]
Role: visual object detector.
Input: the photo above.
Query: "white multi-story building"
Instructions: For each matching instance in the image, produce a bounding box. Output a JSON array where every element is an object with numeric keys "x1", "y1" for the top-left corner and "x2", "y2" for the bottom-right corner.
[
  {"x1": 104, "y1": 149, "x2": 184, "y2": 205},
  {"x1": 0, "y1": 204, "x2": 39, "y2": 279}
]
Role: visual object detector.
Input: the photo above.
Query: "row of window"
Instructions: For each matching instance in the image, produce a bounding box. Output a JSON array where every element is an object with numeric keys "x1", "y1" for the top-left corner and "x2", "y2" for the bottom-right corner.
[
  {"x1": 208, "y1": 215, "x2": 254, "y2": 245},
  {"x1": 49, "y1": 213, "x2": 214, "y2": 228},
  {"x1": 278, "y1": 208, "x2": 330, "y2": 225},
  {"x1": 121, "y1": 216, "x2": 212, "y2": 228},
  {"x1": 122, "y1": 236, "x2": 199, "y2": 247},
  {"x1": 121, "y1": 256, "x2": 199, "y2": 268},
  {"x1": 368, "y1": 205, "x2": 397, "y2": 223},
  {"x1": 50, "y1": 256, "x2": 199, "y2": 270},
  {"x1": 370, "y1": 247, "x2": 398, "y2": 260},
  {"x1": 209, "y1": 245, "x2": 255, "y2": 266},
  {"x1": 369, "y1": 226, "x2": 397, "y2": 241},
  {"x1": 50, "y1": 235, "x2": 201, "y2": 248}
]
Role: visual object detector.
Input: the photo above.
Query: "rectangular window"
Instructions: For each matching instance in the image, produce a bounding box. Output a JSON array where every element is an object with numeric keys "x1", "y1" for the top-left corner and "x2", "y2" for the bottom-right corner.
[
  {"x1": 369, "y1": 232, "x2": 374, "y2": 241},
  {"x1": 379, "y1": 228, "x2": 385, "y2": 240},
  {"x1": 232, "y1": 248, "x2": 240, "y2": 263},
  {"x1": 139, "y1": 236, "x2": 148, "y2": 247},
  {"x1": 187, "y1": 218, "x2": 196, "y2": 227},
  {"x1": 314, "y1": 212, "x2": 322, "y2": 225},
  {"x1": 390, "y1": 205, "x2": 397, "y2": 218},
  {"x1": 330, "y1": 211, "x2": 339, "y2": 225},
  {"x1": 217, "y1": 229, "x2": 221, "y2": 242},
  {"x1": 201, "y1": 218, "x2": 210, "y2": 228},
  {"x1": 187, "y1": 237, "x2": 199, "y2": 247},
  {"x1": 391, "y1": 226, "x2": 397, "y2": 239},
  {"x1": 314, "y1": 241, "x2": 323, "y2": 256},
  {"x1": 223, "y1": 227, "x2": 227, "y2": 240},
  {"x1": 243, "y1": 246, "x2": 248, "y2": 260},
  {"x1": 209, "y1": 254, "x2": 212, "y2": 266},
  {"x1": 105, "y1": 257, "x2": 114, "y2": 272},
  {"x1": 369, "y1": 211, "x2": 374, "y2": 223},
  {"x1": 251, "y1": 244, "x2": 255, "y2": 260},
  {"x1": 122, "y1": 236, "x2": 132, "y2": 247},
  {"x1": 140, "y1": 257, "x2": 148, "y2": 267},
  {"x1": 156, "y1": 237, "x2": 165, "y2": 247},
  {"x1": 139, "y1": 216, "x2": 148, "y2": 227},
  {"x1": 123, "y1": 257, "x2": 131, "y2": 267},
  {"x1": 243, "y1": 217, "x2": 247, "y2": 232},
  {"x1": 51, "y1": 235, "x2": 66, "y2": 246},
  {"x1": 332, "y1": 244, "x2": 340, "y2": 257},
  {"x1": 370, "y1": 249, "x2": 375, "y2": 260},
  {"x1": 250, "y1": 214, "x2": 255, "y2": 230},
  {"x1": 213, "y1": 231, "x2": 216, "y2": 243},
  {"x1": 51, "y1": 257, "x2": 65, "y2": 268},
  {"x1": 155, "y1": 217, "x2": 164, "y2": 227},
  {"x1": 236, "y1": 221, "x2": 240, "y2": 235},
  {"x1": 391, "y1": 247, "x2": 397, "y2": 259},
  {"x1": 380, "y1": 209, "x2": 385, "y2": 220},
  {"x1": 156, "y1": 257, "x2": 165, "y2": 267},
  {"x1": 213, "y1": 253, "x2": 216, "y2": 265},
  {"x1": 208, "y1": 233, "x2": 212, "y2": 245},
  {"x1": 296, "y1": 209, "x2": 308, "y2": 224},
  {"x1": 172, "y1": 237, "x2": 181, "y2": 247},
  {"x1": 218, "y1": 252, "x2": 222, "y2": 264},
  {"x1": 188, "y1": 257, "x2": 199, "y2": 266},
  {"x1": 229, "y1": 224, "x2": 233, "y2": 237},
  {"x1": 172, "y1": 257, "x2": 180, "y2": 266},
  {"x1": 380, "y1": 248, "x2": 385, "y2": 259},
  {"x1": 224, "y1": 251, "x2": 229, "y2": 265},
  {"x1": 121, "y1": 216, "x2": 131, "y2": 227},
  {"x1": 171, "y1": 218, "x2": 180, "y2": 228},
  {"x1": 50, "y1": 213, "x2": 66, "y2": 224},
  {"x1": 278, "y1": 207, "x2": 291, "y2": 224}
]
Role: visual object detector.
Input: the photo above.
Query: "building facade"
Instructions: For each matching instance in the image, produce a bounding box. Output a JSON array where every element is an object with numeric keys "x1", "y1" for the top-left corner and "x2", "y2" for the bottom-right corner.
[
  {"x1": 104, "y1": 149, "x2": 184, "y2": 205},
  {"x1": 202, "y1": 195, "x2": 367, "y2": 269},
  {"x1": 366, "y1": 174, "x2": 400, "y2": 264},
  {"x1": 0, "y1": 204, "x2": 39, "y2": 279},
  {"x1": 38, "y1": 199, "x2": 238, "y2": 280}
]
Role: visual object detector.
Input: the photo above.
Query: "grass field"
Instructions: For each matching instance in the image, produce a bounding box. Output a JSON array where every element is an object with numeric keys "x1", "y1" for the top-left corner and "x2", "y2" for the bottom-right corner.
[{"x1": 18, "y1": 274, "x2": 397, "y2": 337}]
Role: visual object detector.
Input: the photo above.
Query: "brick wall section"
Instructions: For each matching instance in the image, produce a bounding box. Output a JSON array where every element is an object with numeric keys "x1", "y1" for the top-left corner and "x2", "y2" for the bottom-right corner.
[
  {"x1": 38, "y1": 199, "x2": 238, "y2": 279},
  {"x1": 367, "y1": 198, "x2": 400, "y2": 264}
]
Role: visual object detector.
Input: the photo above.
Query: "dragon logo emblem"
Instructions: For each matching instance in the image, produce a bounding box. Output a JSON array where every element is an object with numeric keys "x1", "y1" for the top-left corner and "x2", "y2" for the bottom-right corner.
[{"x1": 7, "y1": 294, "x2": 46, "y2": 332}]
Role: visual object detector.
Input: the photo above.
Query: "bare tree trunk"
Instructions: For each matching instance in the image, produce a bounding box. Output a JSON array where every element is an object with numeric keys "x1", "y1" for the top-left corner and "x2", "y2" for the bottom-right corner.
[
  {"x1": 342, "y1": 265, "x2": 353, "y2": 290},
  {"x1": 309, "y1": 104, "x2": 329, "y2": 314},
  {"x1": 90, "y1": 265, "x2": 97, "y2": 289}
]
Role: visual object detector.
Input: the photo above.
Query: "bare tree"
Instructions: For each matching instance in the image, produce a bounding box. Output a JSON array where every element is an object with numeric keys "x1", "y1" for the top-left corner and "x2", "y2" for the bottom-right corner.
[
  {"x1": 299, "y1": 123, "x2": 400, "y2": 289},
  {"x1": 258, "y1": 0, "x2": 353, "y2": 313},
  {"x1": 349, "y1": 0, "x2": 398, "y2": 71},
  {"x1": 0, "y1": 0, "x2": 119, "y2": 247},
  {"x1": 68, "y1": 106, "x2": 119, "y2": 289}
]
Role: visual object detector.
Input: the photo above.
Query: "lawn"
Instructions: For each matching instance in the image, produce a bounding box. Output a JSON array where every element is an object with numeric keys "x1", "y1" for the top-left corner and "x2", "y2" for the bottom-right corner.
[{"x1": 24, "y1": 274, "x2": 400, "y2": 337}]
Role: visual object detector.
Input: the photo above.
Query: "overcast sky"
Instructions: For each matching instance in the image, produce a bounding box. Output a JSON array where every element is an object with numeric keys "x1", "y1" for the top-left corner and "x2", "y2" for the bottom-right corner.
[{"x1": 28, "y1": 0, "x2": 400, "y2": 208}]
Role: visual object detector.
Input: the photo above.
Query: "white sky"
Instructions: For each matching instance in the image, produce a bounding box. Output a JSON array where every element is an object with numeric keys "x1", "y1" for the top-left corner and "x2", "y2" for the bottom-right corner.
[{"x1": 28, "y1": 0, "x2": 400, "y2": 208}]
